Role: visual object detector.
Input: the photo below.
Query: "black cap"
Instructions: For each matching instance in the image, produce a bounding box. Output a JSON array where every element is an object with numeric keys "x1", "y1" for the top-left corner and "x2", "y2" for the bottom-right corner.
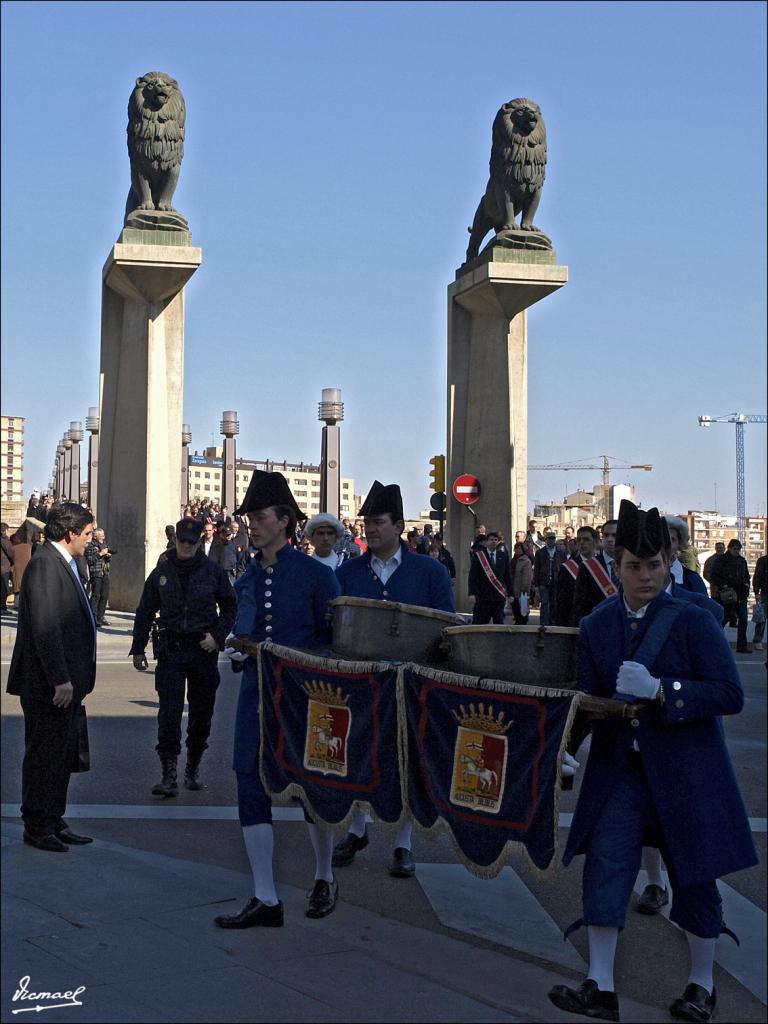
[
  {"x1": 359, "y1": 480, "x2": 404, "y2": 520},
  {"x1": 176, "y1": 517, "x2": 203, "y2": 543},
  {"x1": 615, "y1": 500, "x2": 670, "y2": 558},
  {"x1": 235, "y1": 470, "x2": 303, "y2": 519}
]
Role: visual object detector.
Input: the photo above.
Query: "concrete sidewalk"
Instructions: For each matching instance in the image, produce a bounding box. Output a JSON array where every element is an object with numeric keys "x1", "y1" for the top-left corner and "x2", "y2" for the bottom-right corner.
[{"x1": 0, "y1": 822, "x2": 662, "y2": 1024}]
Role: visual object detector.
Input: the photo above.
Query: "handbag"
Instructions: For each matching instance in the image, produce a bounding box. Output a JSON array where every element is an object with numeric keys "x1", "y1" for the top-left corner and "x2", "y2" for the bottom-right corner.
[
  {"x1": 719, "y1": 585, "x2": 738, "y2": 605},
  {"x1": 752, "y1": 601, "x2": 766, "y2": 624},
  {"x1": 70, "y1": 705, "x2": 90, "y2": 773},
  {"x1": 519, "y1": 593, "x2": 530, "y2": 617}
]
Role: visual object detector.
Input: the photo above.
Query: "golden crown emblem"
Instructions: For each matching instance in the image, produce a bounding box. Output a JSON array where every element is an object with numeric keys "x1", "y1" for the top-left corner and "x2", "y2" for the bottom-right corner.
[
  {"x1": 453, "y1": 702, "x2": 513, "y2": 735},
  {"x1": 302, "y1": 680, "x2": 349, "y2": 707}
]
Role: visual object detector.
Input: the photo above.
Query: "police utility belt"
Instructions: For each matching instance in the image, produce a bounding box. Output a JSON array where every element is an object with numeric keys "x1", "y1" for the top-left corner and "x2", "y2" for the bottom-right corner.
[{"x1": 151, "y1": 623, "x2": 209, "y2": 658}]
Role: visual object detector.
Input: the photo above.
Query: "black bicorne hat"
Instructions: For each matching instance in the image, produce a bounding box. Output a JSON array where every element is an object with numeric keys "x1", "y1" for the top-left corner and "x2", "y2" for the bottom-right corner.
[
  {"x1": 615, "y1": 499, "x2": 671, "y2": 558},
  {"x1": 235, "y1": 471, "x2": 304, "y2": 519},
  {"x1": 359, "y1": 480, "x2": 404, "y2": 521}
]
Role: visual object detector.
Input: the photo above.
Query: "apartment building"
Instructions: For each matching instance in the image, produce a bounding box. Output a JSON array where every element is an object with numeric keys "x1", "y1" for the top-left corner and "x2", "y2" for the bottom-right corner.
[{"x1": 0, "y1": 414, "x2": 25, "y2": 501}]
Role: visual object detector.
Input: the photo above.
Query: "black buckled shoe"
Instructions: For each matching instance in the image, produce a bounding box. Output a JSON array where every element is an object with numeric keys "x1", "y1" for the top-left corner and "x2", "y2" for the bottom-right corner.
[
  {"x1": 636, "y1": 883, "x2": 669, "y2": 915},
  {"x1": 214, "y1": 897, "x2": 284, "y2": 929},
  {"x1": 670, "y1": 984, "x2": 716, "y2": 1022},
  {"x1": 305, "y1": 879, "x2": 339, "y2": 918},
  {"x1": 55, "y1": 827, "x2": 93, "y2": 845},
  {"x1": 332, "y1": 828, "x2": 369, "y2": 867},
  {"x1": 388, "y1": 846, "x2": 416, "y2": 878},
  {"x1": 23, "y1": 831, "x2": 69, "y2": 853},
  {"x1": 548, "y1": 979, "x2": 620, "y2": 1022}
]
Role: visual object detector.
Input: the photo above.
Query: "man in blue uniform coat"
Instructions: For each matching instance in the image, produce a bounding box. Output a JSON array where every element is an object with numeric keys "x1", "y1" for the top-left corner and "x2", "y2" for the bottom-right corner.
[
  {"x1": 332, "y1": 480, "x2": 455, "y2": 878},
  {"x1": 212, "y1": 472, "x2": 341, "y2": 930},
  {"x1": 548, "y1": 501, "x2": 757, "y2": 1024}
]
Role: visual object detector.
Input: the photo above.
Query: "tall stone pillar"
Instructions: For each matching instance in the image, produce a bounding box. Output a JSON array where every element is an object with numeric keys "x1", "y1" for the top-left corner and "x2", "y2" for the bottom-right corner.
[
  {"x1": 446, "y1": 251, "x2": 567, "y2": 610},
  {"x1": 98, "y1": 242, "x2": 202, "y2": 610}
]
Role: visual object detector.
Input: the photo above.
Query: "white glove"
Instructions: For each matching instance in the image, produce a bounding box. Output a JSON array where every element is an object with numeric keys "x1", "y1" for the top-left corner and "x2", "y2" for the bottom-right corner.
[
  {"x1": 616, "y1": 661, "x2": 661, "y2": 700},
  {"x1": 561, "y1": 752, "x2": 580, "y2": 778},
  {"x1": 224, "y1": 633, "x2": 249, "y2": 663}
]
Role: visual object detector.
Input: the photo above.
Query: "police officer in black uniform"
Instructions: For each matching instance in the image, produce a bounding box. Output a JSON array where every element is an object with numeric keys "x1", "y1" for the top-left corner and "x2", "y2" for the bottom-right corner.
[{"x1": 130, "y1": 517, "x2": 237, "y2": 796}]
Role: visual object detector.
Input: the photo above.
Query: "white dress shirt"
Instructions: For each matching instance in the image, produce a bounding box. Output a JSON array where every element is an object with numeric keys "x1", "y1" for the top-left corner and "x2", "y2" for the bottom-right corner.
[{"x1": 370, "y1": 545, "x2": 403, "y2": 584}]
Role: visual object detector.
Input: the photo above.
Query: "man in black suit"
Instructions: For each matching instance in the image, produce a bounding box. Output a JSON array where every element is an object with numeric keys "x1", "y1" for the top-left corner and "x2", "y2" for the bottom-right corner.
[
  {"x1": 571, "y1": 519, "x2": 619, "y2": 626},
  {"x1": 468, "y1": 532, "x2": 512, "y2": 624},
  {"x1": 553, "y1": 525, "x2": 598, "y2": 626},
  {"x1": 6, "y1": 503, "x2": 97, "y2": 852}
]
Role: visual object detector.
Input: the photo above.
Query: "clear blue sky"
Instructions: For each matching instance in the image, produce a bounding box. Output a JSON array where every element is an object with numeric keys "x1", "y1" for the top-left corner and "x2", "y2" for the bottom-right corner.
[{"x1": 2, "y1": 0, "x2": 766, "y2": 519}]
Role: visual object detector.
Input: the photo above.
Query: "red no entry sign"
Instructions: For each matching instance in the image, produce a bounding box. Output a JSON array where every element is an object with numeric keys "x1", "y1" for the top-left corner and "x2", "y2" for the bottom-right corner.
[{"x1": 452, "y1": 474, "x2": 481, "y2": 505}]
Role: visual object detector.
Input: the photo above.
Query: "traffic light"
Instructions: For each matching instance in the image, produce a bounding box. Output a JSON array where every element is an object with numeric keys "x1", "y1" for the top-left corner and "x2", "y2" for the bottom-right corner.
[{"x1": 429, "y1": 455, "x2": 445, "y2": 493}]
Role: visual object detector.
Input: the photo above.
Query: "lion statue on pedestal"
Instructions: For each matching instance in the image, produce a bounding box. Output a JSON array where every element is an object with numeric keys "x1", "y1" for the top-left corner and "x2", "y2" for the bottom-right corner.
[
  {"x1": 466, "y1": 98, "x2": 548, "y2": 261},
  {"x1": 124, "y1": 72, "x2": 186, "y2": 228}
]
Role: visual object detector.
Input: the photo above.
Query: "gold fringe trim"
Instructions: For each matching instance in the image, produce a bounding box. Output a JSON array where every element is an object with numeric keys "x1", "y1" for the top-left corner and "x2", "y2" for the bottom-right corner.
[{"x1": 254, "y1": 643, "x2": 581, "y2": 877}]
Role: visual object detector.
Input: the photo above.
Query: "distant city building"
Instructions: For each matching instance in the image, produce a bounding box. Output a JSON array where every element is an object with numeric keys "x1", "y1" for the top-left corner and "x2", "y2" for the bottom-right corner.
[
  {"x1": 532, "y1": 485, "x2": 636, "y2": 532},
  {"x1": 188, "y1": 448, "x2": 359, "y2": 518},
  {"x1": 686, "y1": 510, "x2": 766, "y2": 577},
  {"x1": 0, "y1": 414, "x2": 25, "y2": 501}
]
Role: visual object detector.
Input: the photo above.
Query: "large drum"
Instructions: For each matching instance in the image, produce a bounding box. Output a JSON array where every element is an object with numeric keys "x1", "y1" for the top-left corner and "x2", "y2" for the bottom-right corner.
[
  {"x1": 442, "y1": 624, "x2": 580, "y2": 688},
  {"x1": 330, "y1": 596, "x2": 462, "y2": 663}
]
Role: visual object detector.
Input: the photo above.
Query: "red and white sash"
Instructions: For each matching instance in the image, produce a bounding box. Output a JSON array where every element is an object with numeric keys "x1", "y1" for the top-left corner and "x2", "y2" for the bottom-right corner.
[
  {"x1": 582, "y1": 556, "x2": 617, "y2": 599},
  {"x1": 476, "y1": 550, "x2": 508, "y2": 600},
  {"x1": 562, "y1": 558, "x2": 581, "y2": 582}
]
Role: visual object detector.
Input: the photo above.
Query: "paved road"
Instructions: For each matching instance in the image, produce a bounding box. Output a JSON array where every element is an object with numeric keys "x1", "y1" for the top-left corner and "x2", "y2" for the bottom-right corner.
[{"x1": 1, "y1": 612, "x2": 765, "y2": 1023}]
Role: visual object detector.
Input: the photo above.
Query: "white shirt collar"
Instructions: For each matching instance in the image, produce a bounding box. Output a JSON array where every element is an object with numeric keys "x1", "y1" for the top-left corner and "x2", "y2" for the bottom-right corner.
[
  {"x1": 51, "y1": 540, "x2": 75, "y2": 566},
  {"x1": 371, "y1": 544, "x2": 403, "y2": 583},
  {"x1": 623, "y1": 596, "x2": 651, "y2": 619},
  {"x1": 670, "y1": 558, "x2": 683, "y2": 583}
]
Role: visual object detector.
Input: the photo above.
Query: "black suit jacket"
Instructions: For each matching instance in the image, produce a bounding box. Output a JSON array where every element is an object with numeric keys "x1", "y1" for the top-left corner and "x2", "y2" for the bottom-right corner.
[
  {"x1": 469, "y1": 549, "x2": 512, "y2": 602},
  {"x1": 553, "y1": 554, "x2": 583, "y2": 626},
  {"x1": 571, "y1": 553, "x2": 614, "y2": 626},
  {"x1": 6, "y1": 542, "x2": 96, "y2": 703}
]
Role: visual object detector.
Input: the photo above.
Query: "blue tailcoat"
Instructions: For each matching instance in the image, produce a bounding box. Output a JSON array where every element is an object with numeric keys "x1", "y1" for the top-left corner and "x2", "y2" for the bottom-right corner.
[
  {"x1": 670, "y1": 579, "x2": 723, "y2": 624},
  {"x1": 336, "y1": 541, "x2": 455, "y2": 612},
  {"x1": 563, "y1": 591, "x2": 757, "y2": 887},
  {"x1": 681, "y1": 566, "x2": 708, "y2": 595},
  {"x1": 232, "y1": 545, "x2": 340, "y2": 772}
]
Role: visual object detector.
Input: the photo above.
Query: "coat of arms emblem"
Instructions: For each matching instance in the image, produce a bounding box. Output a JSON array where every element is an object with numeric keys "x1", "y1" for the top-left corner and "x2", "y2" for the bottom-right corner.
[
  {"x1": 450, "y1": 702, "x2": 512, "y2": 814},
  {"x1": 302, "y1": 681, "x2": 351, "y2": 777}
]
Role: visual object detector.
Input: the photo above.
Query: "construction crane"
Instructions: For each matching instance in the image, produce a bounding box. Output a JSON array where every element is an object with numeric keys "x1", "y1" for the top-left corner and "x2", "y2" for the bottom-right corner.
[
  {"x1": 697, "y1": 413, "x2": 768, "y2": 546},
  {"x1": 528, "y1": 455, "x2": 653, "y2": 519}
]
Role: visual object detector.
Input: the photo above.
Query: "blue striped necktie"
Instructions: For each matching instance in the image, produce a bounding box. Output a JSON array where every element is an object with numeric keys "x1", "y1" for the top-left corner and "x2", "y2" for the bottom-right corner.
[{"x1": 68, "y1": 558, "x2": 98, "y2": 639}]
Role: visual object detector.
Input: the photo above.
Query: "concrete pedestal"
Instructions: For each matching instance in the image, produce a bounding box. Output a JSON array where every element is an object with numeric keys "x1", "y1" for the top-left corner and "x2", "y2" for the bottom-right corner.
[
  {"x1": 98, "y1": 242, "x2": 202, "y2": 611},
  {"x1": 446, "y1": 251, "x2": 567, "y2": 610}
]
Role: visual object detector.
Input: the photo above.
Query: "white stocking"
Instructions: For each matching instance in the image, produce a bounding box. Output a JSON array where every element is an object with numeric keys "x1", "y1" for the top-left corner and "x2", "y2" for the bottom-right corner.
[
  {"x1": 242, "y1": 824, "x2": 279, "y2": 906},
  {"x1": 306, "y1": 823, "x2": 334, "y2": 882},
  {"x1": 642, "y1": 847, "x2": 666, "y2": 888},
  {"x1": 586, "y1": 925, "x2": 618, "y2": 992},
  {"x1": 393, "y1": 820, "x2": 412, "y2": 851},
  {"x1": 686, "y1": 932, "x2": 715, "y2": 994}
]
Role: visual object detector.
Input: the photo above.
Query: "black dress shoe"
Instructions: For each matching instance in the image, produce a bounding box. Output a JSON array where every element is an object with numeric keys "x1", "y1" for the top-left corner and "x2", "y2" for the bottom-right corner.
[
  {"x1": 332, "y1": 828, "x2": 369, "y2": 867},
  {"x1": 214, "y1": 897, "x2": 284, "y2": 929},
  {"x1": 636, "y1": 883, "x2": 669, "y2": 914},
  {"x1": 670, "y1": 983, "x2": 716, "y2": 1022},
  {"x1": 388, "y1": 846, "x2": 415, "y2": 878},
  {"x1": 23, "y1": 831, "x2": 68, "y2": 853},
  {"x1": 305, "y1": 879, "x2": 339, "y2": 918},
  {"x1": 548, "y1": 979, "x2": 620, "y2": 1022},
  {"x1": 55, "y1": 827, "x2": 93, "y2": 845}
]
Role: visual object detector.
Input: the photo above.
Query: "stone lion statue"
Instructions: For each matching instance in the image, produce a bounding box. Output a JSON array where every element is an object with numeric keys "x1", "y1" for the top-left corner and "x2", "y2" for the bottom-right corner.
[
  {"x1": 124, "y1": 72, "x2": 186, "y2": 224},
  {"x1": 466, "y1": 99, "x2": 548, "y2": 261}
]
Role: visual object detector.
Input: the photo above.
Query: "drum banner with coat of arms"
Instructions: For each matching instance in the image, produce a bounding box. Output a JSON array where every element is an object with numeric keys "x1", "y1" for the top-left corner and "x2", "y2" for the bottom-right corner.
[
  {"x1": 258, "y1": 644, "x2": 403, "y2": 827},
  {"x1": 401, "y1": 664, "x2": 580, "y2": 877}
]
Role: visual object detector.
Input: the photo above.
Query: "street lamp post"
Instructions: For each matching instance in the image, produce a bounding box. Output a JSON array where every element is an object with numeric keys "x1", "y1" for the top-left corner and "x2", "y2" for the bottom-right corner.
[
  {"x1": 62, "y1": 433, "x2": 73, "y2": 501},
  {"x1": 55, "y1": 442, "x2": 66, "y2": 499},
  {"x1": 86, "y1": 408, "x2": 100, "y2": 516},
  {"x1": 181, "y1": 423, "x2": 192, "y2": 508},
  {"x1": 220, "y1": 411, "x2": 239, "y2": 514},
  {"x1": 318, "y1": 388, "x2": 343, "y2": 518},
  {"x1": 69, "y1": 421, "x2": 84, "y2": 504}
]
